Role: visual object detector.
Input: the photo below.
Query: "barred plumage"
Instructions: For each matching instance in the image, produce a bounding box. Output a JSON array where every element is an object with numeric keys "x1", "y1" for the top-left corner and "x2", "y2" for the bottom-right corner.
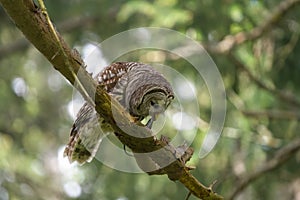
[{"x1": 64, "y1": 62, "x2": 174, "y2": 164}]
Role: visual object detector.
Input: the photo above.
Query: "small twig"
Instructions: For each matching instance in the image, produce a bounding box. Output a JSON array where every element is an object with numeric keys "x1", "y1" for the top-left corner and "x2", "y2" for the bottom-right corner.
[{"x1": 209, "y1": 180, "x2": 218, "y2": 191}]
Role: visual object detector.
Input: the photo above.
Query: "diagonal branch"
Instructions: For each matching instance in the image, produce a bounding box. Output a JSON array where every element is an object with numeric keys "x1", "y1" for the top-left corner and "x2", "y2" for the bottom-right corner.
[
  {"x1": 228, "y1": 53, "x2": 300, "y2": 107},
  {"x1": 241, "y1": 109, "x2": 300, "y2": 120},
  {"x1": 0, "y1": 0, "x2": 223, "y2": 199},
  {"x1": 228, "y1": 138, "x2": 300, "y2": 200},
  {"x1": 204, "y1": 0, "x2": 300, "y2": 54}
]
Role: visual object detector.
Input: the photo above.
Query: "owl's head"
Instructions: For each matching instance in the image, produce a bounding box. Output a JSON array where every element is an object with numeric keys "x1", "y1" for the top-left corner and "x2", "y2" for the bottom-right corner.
[
  {"x1": 125, "y1": 66, "x2": 174, "y2": 120},
  {"x1": 134, "y1": 85, "x2": 174, "y2": 119}
]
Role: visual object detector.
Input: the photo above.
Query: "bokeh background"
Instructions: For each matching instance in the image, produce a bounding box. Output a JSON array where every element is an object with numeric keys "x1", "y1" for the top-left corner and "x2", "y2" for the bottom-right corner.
[{"x1": 1, "y1": 0, "x2": 300, "y2": 200}]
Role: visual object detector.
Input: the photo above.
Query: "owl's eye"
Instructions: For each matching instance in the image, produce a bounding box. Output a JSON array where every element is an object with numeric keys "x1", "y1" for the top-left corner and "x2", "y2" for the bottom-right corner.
[{"x1": 150, "y1": 100, "x2": 156, "y2": 106}]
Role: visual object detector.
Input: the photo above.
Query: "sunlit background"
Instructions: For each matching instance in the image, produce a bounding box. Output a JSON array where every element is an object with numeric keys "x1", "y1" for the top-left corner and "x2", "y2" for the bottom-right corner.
[{"x1": 1, "y1": 0, "x2": 300, "y2": 200}]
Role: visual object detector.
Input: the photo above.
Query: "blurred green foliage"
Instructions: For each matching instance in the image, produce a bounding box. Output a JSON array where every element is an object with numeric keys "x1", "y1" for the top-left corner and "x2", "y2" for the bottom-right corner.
[{"x1": 0, "y1": 0, "x2": 300, "y2": 200}]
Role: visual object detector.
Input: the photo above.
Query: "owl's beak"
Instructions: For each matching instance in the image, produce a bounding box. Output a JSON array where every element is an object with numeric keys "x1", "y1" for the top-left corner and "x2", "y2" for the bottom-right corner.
[{"x1": 146, "y1": 104, "x2": 165, "y2": 129}]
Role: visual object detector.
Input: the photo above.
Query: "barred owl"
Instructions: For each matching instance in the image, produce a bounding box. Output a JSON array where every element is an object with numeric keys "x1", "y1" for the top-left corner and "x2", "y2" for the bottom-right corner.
[{"x1": 64, "y1": 62, "x2": 174, "y2": 164}]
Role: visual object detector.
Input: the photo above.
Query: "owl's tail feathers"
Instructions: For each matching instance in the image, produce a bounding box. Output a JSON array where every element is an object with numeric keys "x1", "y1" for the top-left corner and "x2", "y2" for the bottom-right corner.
[
  {"x1": 63, "y1": 117, "x2": 110, "y2": 165},
  {"x1": 63, "y1": 132, "x2": 93, "y2": 165}
]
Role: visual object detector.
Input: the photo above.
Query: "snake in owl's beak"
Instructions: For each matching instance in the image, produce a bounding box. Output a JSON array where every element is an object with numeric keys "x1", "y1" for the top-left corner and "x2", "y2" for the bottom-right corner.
[{"x1": 146, "y1": 101, "x2": 166, "y2": 129}]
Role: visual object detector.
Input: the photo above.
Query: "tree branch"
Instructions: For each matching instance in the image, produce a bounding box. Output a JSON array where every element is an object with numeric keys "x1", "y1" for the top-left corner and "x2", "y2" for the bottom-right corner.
[
  {"x1": 228, "y1": 138, "x2": 300, "y2": 200},
  {"x1": 0, "y1": 1, "x2": 223, "y2": 199},
  {"x1": 228, "y1": 53, "x2": 300, "y2": 107},
  {"x1": 241, "y1": 109, "x2": 300, "y2": 120},
  {"x1": 204, "y1": 0, "x2": 300, "y2": 54},
  {"x1": 0, "y1": 15, "x2": 99, "y2": 60}
]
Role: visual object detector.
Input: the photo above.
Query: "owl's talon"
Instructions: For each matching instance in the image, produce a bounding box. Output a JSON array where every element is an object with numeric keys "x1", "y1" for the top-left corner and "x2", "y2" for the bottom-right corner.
[{"x1": 123, "y1": 144, "x2": 134, "y2": 157}]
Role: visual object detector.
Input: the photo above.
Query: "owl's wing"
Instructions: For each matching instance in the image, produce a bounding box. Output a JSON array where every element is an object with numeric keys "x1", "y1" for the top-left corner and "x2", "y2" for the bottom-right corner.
[
  {"x1": 64, "y1": 103, "x2": 111, "y2": 164},
  {"x1": 95, "y1": 62, "x2": 140, "y2": 92},
  {"x1": 64, "y1": 62, "x2": 141, "y2": 164}
]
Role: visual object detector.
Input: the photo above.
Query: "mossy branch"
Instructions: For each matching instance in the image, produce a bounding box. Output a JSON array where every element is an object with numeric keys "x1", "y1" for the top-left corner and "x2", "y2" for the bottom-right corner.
[{"x1": 0, "y1": 1, "x2": 223, "y2": 199}]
